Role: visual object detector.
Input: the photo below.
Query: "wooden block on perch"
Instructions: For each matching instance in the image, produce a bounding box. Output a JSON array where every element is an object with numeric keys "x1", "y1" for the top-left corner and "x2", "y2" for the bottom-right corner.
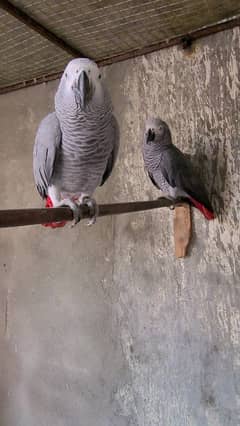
[{"x1": 174, "y1": 203, "x2": 191, "y2": 258}]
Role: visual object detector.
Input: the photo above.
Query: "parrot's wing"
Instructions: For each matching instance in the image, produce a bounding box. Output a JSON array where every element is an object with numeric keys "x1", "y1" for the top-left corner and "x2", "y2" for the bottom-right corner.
[
  {"x1": 159, "y1": 145, "x2": 213, "y2": 211},
  {"x1": 100, "y1": 116, "x2": 120, "y2": 186},
  {"x1": 33, "y1": 112, "x2": 61, "y2": 198},
  {"x1": 147, "y1": 171, "x2": 159, "y2": 189}
]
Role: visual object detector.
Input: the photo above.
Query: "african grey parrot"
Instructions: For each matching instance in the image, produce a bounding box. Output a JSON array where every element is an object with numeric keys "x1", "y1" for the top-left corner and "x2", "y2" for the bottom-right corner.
[
  {"x1": 143, "y1": 118, "x2": 214, "y2": 220},
  {"x1": 33, "y1": 58, "x2": 119, "y2": 226}
]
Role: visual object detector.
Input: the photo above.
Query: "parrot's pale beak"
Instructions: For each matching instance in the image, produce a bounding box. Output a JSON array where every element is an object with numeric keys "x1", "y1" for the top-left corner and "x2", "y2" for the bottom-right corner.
[
  {"x1": 146, "y1": 128, "x2": 155, "y2": 143},
  {"x1": 77, "y1": 70, "x2": 91, "y2": 109}
]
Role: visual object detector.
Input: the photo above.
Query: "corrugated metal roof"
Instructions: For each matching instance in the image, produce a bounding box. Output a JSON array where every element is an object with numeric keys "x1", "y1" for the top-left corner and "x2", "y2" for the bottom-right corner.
[{"x1": 0, "y1": 0, "x2": 239, "y2": 92}]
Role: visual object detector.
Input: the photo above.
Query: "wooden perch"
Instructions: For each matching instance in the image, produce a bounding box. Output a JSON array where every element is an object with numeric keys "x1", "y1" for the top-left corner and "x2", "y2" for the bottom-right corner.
[
  {"x1": 0, "y1": 199, "x2": 192, "y2": 258},
  {"x1": 0, "y1": 198, "x2": 186, "y2": 228}
]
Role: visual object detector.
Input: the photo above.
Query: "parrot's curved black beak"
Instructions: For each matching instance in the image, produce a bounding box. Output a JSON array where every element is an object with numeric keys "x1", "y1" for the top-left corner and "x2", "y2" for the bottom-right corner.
[
  {"x1": 77, "y1": 70, "x2": 91, "y2": 109},
  {"x1": 146, "y1": 128, "x2": 155, "y2": 143}
]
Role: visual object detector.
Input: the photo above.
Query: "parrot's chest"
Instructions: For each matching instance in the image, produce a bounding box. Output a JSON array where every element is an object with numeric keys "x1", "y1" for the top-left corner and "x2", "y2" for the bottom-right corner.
[
  {"x1": 61, "y1": 117, "x2": 111, "y2": 159},
  {"x1": 144, "y1": 148, "x2": 174, "y2": 195},
  {"x1": 53, "y1": 130, "x2": 110, "y2": 194}
]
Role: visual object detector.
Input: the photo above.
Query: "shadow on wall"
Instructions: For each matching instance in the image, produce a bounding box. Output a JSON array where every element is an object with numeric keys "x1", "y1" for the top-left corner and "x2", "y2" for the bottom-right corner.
[
  {"x1": 183, "y1": 136, "x2": 227, "y2": 257},
  {"x1": 190, "y1": 140, "x2": 227, "y2": 220}
]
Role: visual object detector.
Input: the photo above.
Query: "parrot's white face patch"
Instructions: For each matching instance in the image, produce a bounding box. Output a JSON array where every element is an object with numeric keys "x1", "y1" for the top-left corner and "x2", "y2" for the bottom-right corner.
[
  {"x1": 145, "y1": 117, "x2": 165, "y2": 132},
  {"x1": 145, "y1": 117, "x2": 171, "y2": 144},
  {"x1": 56, "y1": 58, "x2": 104, "y2": 110},
  {"x1": 63, "y1": 58, "x2": 101, "y2": 93}
]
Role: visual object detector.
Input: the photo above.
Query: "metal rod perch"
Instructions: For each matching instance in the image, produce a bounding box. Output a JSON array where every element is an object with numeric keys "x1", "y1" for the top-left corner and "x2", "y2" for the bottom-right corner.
[{"x1": 0, "y1": 198, "x2": 185, "y2": 228}]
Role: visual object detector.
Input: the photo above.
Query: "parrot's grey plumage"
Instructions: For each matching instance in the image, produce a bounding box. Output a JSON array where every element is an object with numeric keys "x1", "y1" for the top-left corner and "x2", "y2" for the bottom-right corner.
[
  {"x1": 143, "y1": 118, "x2": 214, "y2": 220},
  {"x1": 33, "y1": 58, "x2": 119, "y2": 225},
  {"x1": 33, "y1": 112, "x2": 61, "y2": 199}
]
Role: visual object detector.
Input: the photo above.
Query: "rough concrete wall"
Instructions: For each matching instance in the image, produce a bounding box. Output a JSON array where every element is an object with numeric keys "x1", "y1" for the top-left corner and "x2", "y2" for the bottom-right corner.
[{"x1": 0, "y1": 27, "x2": 239, "y2": 426}]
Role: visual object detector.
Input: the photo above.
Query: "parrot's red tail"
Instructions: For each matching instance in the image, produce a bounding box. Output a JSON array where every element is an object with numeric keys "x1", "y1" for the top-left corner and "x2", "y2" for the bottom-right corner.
[
  {"x1": 189, "y1": 197, "x2": 215, "y2": 220},
  {"x1": 42, "y1": 196, "x2": 67, "y2": 228}
]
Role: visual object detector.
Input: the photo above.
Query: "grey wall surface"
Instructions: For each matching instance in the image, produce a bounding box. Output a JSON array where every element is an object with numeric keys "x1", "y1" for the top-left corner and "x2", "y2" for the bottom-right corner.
[{"x1": 0, "y1": 27, "x2": 239, "y2": 426}]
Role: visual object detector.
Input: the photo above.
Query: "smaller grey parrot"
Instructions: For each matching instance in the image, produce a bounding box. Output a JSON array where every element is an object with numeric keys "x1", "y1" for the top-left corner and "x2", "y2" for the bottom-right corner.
[{"x1": 143, "y1": 118, "x2": 214, "y2": 220}]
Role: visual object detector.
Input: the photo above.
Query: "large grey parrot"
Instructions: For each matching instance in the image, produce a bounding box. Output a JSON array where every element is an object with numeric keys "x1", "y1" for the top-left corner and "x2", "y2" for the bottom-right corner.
[
  {"x1": 143, "y1": 118, "x2": 214, "y2": 220},
  {"x1": 33, "y1": 58, "x2": 119, "y2": 226}
]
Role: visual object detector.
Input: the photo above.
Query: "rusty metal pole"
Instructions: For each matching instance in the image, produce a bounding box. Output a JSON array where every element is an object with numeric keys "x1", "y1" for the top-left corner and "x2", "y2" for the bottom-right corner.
[{"x1": 0, "y1": 198, "x2": 184, "y2": 228}]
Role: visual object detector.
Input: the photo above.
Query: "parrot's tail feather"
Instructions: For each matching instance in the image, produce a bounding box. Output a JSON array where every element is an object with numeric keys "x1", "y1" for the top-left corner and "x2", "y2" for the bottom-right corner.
[
  {"x1": 45, "y1": 196, "x2": 53, "y2": 208},
  {"x1": 189, "y1": 197, "x2": 215, "y2": 220},
  {"x1": 41, "y1": 196, "x2": 67, "y2": 228}
]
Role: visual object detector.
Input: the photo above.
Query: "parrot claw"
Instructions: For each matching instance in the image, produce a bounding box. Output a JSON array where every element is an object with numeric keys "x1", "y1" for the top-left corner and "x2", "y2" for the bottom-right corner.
[
  {"x1": 70, "y1": 204, "x2": 82, "y2": 227},
  {"x1": 157, "y1": 196, "x2": 175, "y2": 210},
  {"x1": 56, "y1": 199, "x2": 82, "y2": 227},
  {"x1": 80, "y1": 196, "x2": 99, "y2": 226}
]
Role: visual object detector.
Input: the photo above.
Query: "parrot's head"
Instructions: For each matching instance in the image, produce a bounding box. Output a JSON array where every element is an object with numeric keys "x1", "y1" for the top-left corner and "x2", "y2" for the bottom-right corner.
[
  {"x1": 55, "y1": 58, "x2": 103, "y2": 110},
  {"x1": 144, "y1": 118, "x2": 172, "y2": 145}
]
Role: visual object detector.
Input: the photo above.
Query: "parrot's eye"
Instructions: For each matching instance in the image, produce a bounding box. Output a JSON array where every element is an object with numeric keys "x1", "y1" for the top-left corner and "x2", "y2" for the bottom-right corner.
[{"x1": 98, "y1": 74, "x2": 101, "y2": 79}]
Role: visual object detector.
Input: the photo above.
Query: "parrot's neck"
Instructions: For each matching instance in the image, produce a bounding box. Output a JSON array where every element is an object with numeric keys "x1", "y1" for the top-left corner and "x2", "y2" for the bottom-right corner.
[
  {"x1": 55, "y1": 87, "x2": 112, "y2": 121},
  {"x1": 145, "y1": 139, "x2": 172, "y2": 152}
]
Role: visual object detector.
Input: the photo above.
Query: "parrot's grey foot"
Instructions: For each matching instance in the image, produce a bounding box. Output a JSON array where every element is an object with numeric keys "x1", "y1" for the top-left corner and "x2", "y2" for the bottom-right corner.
[
  {"x1": 170, "y1": 196, "x2": 189, "y2": 209},
  {"x1": 80, "y1": 196, "x2": 99, "y2": 226},
  {"x1": 56, "y1": 199, "x2": 81, "y2": 226},
  {"x1": 157, "y1": 195, "x2": 175, "y2": 209}
]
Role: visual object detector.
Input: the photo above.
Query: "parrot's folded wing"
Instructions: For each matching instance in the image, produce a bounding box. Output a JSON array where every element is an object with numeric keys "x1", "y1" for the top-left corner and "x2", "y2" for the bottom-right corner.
[
  {"x1": 100, "y1": 116, "x2": 120, "y2": 186},
  {"x1": 159, "y1": 146, "x2": 213, "y2": 213},
  {"x1": 33, "y1": 112, "x2": 61, "y2": 199},
  {"x1": 147, "y1": 171, "x2": 159, "y2": 189}
]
